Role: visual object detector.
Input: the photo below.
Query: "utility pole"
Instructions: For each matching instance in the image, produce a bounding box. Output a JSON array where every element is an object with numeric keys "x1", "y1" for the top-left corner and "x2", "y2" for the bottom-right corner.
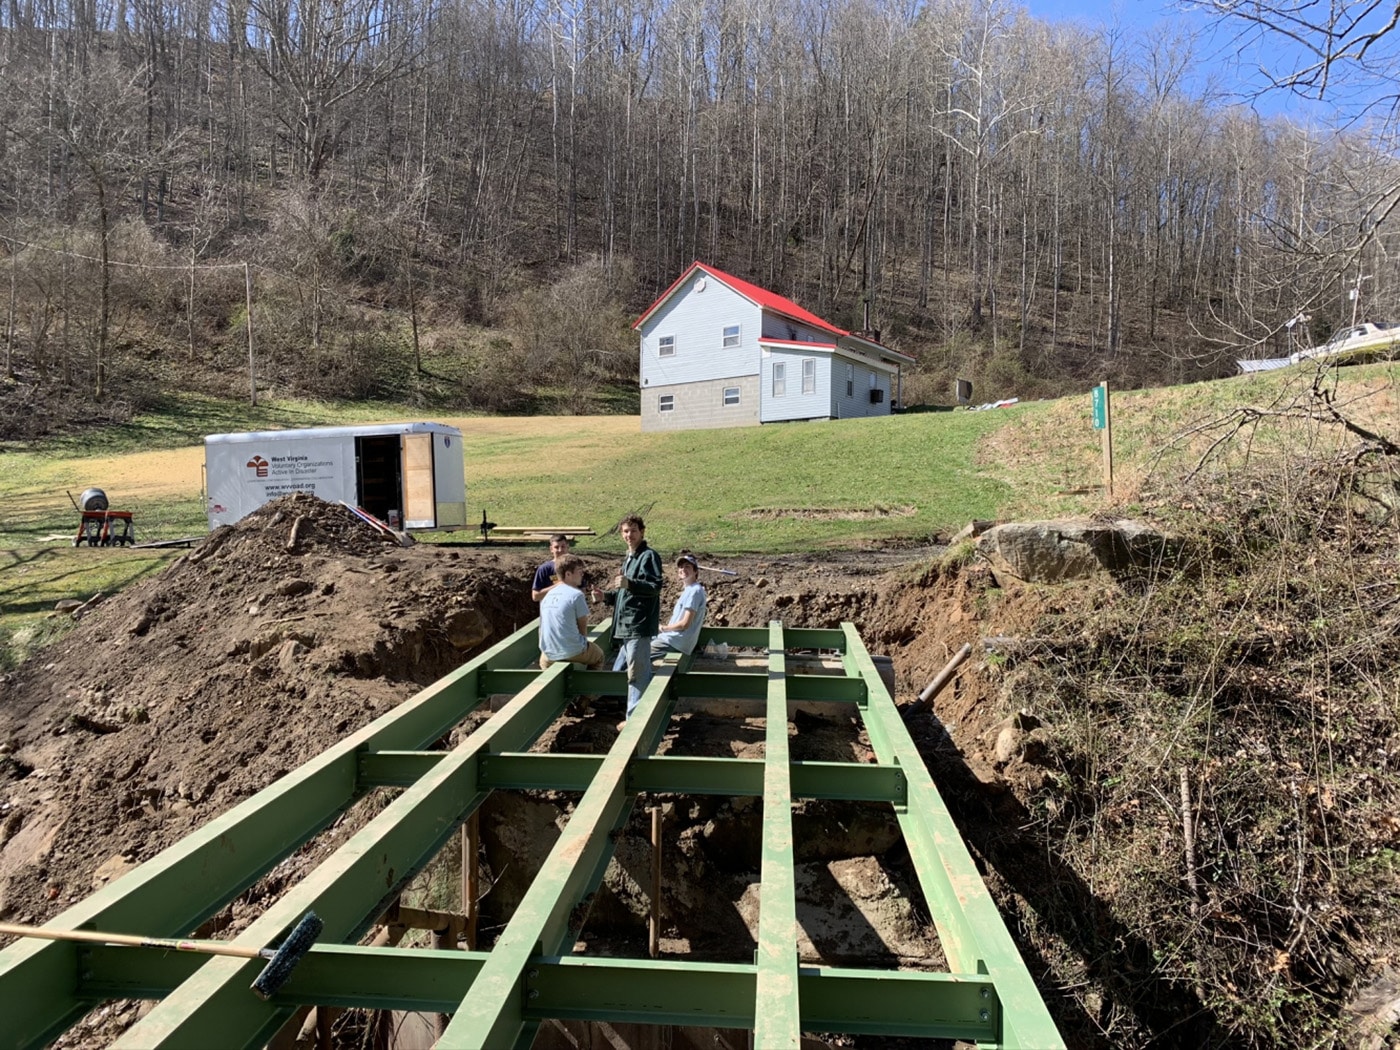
[
  {"x1": 1350, "y1": 272, "x2": 1371, "y2": 329},
  {"x1": 245, "y1": 261, "x2": 256, "y2": 406}
]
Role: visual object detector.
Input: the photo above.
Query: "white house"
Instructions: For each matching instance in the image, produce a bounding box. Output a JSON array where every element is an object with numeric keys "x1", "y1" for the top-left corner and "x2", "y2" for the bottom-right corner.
[{"x1": 634, "y1": 261, "x2": 916, "y2": 432}]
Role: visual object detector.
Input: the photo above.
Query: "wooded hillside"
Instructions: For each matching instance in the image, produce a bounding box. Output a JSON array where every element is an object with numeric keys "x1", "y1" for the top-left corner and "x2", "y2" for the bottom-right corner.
[{"x1": 2, "y1": 0, "x2": 1399, "y2": 428}]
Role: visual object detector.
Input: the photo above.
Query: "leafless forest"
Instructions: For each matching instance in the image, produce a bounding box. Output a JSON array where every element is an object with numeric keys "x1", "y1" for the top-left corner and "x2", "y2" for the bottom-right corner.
[{"x1": 2, "y1": 0, "x2": 1399, "y2": 418}]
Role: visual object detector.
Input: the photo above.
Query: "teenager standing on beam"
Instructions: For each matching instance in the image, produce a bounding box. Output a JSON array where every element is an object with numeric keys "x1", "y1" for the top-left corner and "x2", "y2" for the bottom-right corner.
[{"x1": 597, "y1": 514, "x2": 663, "y2": 725}]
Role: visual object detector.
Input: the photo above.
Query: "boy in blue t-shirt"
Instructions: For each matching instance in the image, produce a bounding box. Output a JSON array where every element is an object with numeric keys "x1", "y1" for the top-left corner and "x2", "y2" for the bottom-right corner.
[
  {"x1": 538, "y1": 554, "x2": 605, "y2": 670},
  {"x1": 651, "y1": 553, "x2": 707, "y2": 658}
]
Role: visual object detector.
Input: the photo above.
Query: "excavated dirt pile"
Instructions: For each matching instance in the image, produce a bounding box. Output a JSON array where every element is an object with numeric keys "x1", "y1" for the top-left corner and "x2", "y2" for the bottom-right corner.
[{"x1": 0, "y1": 494, "x2": 541, "y2": 924}]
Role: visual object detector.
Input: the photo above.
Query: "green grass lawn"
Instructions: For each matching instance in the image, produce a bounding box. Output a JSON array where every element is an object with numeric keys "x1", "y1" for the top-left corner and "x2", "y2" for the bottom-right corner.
[
  {"x1": 466, "y1": 409, "x2": 1023, "y2": 553},
  {"x1": 3, "y1": 362, "x2": 1396, "y2": 668}
]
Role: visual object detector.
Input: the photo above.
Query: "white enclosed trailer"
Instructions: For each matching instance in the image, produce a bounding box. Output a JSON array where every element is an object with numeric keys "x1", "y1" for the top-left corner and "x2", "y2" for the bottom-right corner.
[{"x1": 204, "y1": 422, "x2": 467, "y2": 531}]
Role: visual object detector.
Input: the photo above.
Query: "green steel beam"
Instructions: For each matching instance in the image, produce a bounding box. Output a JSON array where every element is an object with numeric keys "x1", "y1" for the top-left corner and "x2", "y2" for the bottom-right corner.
[
  {"x1": 791, "y1": 761, "x2": 906, "y2": 804},
  {"x1": 7, "y1": 616, "x2": 1058, "y2": 1049},
  {"x1": 841, "y1": 624, "x2": 1064, "y2": 1050},
  {"x1": 795, "y1": 966, "x2": 998, "y2": 1040},
  {"x1": 480, "y1": 668, "x2": 629, "y2": 697},
  {"x1": 107, "y1": 640, "x2": 574, "y2": 1049},
  {"x1": 0, "y1": 621, "x2": 540, "y2": 1050},
  {"x1": 696, "y1": 626, "x2": 847, "y2": 650},
  {"x1": 754, "y1": 621, "x2": 801, "y2": 1049},
  {"x1": 480, "y1": 667, "x2": 864, "y2": 705},
  {"x1": 359, "y1": 752, "x2": 906, "y2": 805},
  {"x1": 75, "y1": 944, "x2": 998, "y2": 1038},
  {"x1": 436, "y1": 663, "x2": 679, "y2": 1049},
  {"x1": 631, "y1": 754, "x2": 761, "y2": 795},
  {"x1": 669, "y1": 671, "x2": 865, "y2": 703}
]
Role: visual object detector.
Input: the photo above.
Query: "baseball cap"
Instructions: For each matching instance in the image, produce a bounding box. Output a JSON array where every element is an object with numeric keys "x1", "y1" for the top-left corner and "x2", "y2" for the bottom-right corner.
[{"x1": 676, "y1": 553, "x2": 699, "y2": 570}]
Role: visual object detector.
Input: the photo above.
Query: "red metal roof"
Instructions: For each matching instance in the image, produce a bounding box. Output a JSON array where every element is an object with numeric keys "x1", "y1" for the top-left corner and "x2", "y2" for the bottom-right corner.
[{"x1": 634, "y1": 261, "x2": 848, "y2": 338}]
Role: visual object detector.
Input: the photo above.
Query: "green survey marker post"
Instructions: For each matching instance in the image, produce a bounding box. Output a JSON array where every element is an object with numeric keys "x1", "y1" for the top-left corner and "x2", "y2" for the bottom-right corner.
[{"x1": 1092, "y1": 382, "x2": 1113, "y2": 496}]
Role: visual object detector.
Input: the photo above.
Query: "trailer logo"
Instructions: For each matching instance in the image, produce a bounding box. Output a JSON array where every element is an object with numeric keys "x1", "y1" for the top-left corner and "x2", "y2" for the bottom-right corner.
[{"x1": 246, "y1": 455, "x2": 270, "y2": 478}]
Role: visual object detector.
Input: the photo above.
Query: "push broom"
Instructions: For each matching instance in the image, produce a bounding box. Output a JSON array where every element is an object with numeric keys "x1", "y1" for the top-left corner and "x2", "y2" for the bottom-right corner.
[{"x1": 0, "y1": 911, "x2": 323, "y2": 1000}]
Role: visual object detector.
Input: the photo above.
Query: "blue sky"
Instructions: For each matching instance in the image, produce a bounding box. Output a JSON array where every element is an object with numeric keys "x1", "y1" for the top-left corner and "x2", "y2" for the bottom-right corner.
[{"x1": 1017, "y1": 0, "x2": 1340, "y2": 122}]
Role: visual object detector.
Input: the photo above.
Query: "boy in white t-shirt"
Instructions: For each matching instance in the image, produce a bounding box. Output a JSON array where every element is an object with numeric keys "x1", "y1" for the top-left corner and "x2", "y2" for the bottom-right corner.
[
  {"x1": 538, "y1": 554, "x2": 605, "y2": 670},
  {"x1": 651, "y1": 553, "x2": 707, "y2": 658}
]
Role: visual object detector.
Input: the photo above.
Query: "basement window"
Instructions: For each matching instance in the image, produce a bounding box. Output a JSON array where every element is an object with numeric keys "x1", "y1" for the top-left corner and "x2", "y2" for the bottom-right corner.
[
  {"x1": 658, "y1": 394, "x2": 674, "y2": 412},
  {"x1": 723, "y1": 386, "x2": 740, "y2": 406}
]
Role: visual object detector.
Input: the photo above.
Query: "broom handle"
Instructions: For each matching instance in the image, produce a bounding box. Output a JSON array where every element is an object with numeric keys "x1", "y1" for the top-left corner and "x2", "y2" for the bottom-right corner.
[{"x1": 0, "y1": 921, "x2": 264, "y2": 960}]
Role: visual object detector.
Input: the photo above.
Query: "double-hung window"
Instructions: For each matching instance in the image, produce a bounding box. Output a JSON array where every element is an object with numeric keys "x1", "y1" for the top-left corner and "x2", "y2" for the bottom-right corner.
[
  {"x1": 802, "y1": 358, "x2": 816, "y2": 395},
  {"x1": 659, "y1": 335, "x2": 676, "y2": 358},
  {"x1": 722, "y1": 324, "x2": 740, "y2": 349},
  {"x1": 772, "y1": 362, "x2": 786, "y2": 397},
  {"x1": 723, "y1": 386, "x2": 740, "y2": 406},
  {"x1": 845, "y1": 363, "x2": 855, "y2": 398}
]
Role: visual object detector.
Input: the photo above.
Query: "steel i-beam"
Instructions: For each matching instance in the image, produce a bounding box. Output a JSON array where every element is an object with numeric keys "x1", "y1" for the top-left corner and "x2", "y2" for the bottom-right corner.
[{"x1": 0, "y1": 619, "x2": 1063, "y2": 1050}]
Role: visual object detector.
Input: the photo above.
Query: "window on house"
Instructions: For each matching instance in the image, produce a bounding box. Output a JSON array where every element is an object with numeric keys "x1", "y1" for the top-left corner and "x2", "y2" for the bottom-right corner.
[
  {"x1": 723, "y1": 386, "x2": 740, "y2": 406},
  {"x1": 659, "y1": 394, "x2": 674, "y2": 412},
  {"x1": 772, "y1": 362, "x2": 786, "y2": 397},
  {"x1": 846, "y1": 363, "x2": 855, "y2": 397},
  {"x1": 802, "y1": 358, "x2": 816, "y2": 394},
  {"x1": 659, "y1": 335, "x2": 676, "y2": 357},
  {"x1": 723, "y1": 324, "x2": 740, "y2": 349}
]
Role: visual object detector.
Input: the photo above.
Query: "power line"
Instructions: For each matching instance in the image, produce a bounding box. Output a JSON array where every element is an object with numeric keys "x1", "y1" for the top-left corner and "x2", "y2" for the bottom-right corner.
[{"x1": 0, "y1": 234, "x2": 246, "y2": 272}]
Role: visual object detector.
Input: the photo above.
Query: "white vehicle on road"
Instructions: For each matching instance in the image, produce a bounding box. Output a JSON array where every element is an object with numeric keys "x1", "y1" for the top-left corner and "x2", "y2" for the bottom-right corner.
[{"x1": 1291, "y1": 321, "x2": 1400, "y2": 365}]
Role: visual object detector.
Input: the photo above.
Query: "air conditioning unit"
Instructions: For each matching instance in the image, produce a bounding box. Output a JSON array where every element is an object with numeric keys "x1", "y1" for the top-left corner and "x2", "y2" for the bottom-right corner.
[{"x1": 869, "y1": 388, "x2": 885, "y2": 404}]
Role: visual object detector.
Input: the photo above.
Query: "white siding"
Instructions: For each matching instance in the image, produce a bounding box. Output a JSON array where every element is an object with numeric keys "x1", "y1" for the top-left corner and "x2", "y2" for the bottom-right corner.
[
  {"x1": 638, "y1": 280, "x2": 761, "y2": 392},
  {"x1": 760, "y1": 313, "x2": 840, "y2": 344},
  {"x1": 761, "y1": 348, "x2": 831, "y2": 422},
  {"x1": 636, "y1": 271, "x2": 902, "y2": 430},
  {"x1": 829, "y1": 355, "x2": 896, "y2": 419}
]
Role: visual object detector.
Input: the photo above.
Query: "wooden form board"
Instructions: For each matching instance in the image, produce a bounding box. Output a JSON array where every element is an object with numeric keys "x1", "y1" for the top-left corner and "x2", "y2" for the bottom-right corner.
[{"x1": 402, "y1": 434, "x2": 435, "y2": 525}]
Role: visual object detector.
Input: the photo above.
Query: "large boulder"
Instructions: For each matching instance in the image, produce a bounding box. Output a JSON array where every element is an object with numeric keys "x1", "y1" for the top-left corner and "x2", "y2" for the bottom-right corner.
[{"x1": 977, "y1": 518, "x2": 1171, "y2": 584}]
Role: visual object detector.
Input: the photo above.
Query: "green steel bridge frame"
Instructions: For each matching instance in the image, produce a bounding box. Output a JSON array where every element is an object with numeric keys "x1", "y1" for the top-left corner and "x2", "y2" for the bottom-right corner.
[{"x1": 0, "y1": 620, "x2": 1064, "y2": 1050}]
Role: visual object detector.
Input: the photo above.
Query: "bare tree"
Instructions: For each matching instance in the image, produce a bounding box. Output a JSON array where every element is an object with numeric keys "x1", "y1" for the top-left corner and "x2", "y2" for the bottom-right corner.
[
  {"x1": 1200, "y1": 0, "x2": 1400, "y2": 120},
  {"x1": 243, "y1": 0, "x2": 430, "y2": 180}
]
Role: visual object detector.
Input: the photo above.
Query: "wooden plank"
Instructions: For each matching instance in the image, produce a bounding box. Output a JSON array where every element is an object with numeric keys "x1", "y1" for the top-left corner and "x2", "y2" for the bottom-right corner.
[
  {"x1": 485, "y1": 526, "x2": 595, "y2": 536},
  {"x1": 402, "y1": 434, "x2": 435, "y2": 525}
]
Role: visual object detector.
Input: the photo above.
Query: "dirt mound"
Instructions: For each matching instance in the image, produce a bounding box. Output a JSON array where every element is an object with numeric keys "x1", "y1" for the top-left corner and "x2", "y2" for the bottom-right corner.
[{"x1": 0, "y1": 494, "x2": 541, "y2": 925}]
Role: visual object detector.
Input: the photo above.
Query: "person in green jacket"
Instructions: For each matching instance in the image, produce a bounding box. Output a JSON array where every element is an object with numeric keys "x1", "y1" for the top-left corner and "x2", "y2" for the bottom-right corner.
[{"x1": 598, "y1": 514, "x2": 664, "y2": 721}]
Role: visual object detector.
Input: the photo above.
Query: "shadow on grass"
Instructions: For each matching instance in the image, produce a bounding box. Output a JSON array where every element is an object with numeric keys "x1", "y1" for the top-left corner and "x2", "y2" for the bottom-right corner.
[{"x1": 906, "y1": 710, "x2": 1234, "y2": 1050}]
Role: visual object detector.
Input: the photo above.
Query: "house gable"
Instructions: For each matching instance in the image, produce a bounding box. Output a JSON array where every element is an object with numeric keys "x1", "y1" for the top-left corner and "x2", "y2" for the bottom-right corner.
[
  {"x1": 638, "y1": 272, "x2": 760, "y2": 391},
  {"x1": 636, "y1": 261, "x2": 846, "y2": 340},
  {"x1": 637, "y1": 261, "x2": 908, "y2": 430}
]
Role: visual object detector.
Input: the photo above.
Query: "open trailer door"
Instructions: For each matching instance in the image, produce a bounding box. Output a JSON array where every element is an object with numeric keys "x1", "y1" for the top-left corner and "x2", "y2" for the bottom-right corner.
[{"x1": 402, "y1": 432, "x2": 436, "y2": 528}]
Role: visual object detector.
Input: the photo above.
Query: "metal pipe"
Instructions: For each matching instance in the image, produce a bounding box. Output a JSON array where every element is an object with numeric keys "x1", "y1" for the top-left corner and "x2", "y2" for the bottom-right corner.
[{"x1": 906, "y1": 643, "x2": 974, "y2": 716}]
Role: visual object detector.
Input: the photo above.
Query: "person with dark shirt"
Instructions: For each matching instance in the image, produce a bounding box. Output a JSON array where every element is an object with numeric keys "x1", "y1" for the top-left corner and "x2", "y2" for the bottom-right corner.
[
  {"x1": 597, "y1": 515, "x2": 663, "y2": 722},
  {"x1": 531, "y1": 534, "x2": 571, "y2": 602}
]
